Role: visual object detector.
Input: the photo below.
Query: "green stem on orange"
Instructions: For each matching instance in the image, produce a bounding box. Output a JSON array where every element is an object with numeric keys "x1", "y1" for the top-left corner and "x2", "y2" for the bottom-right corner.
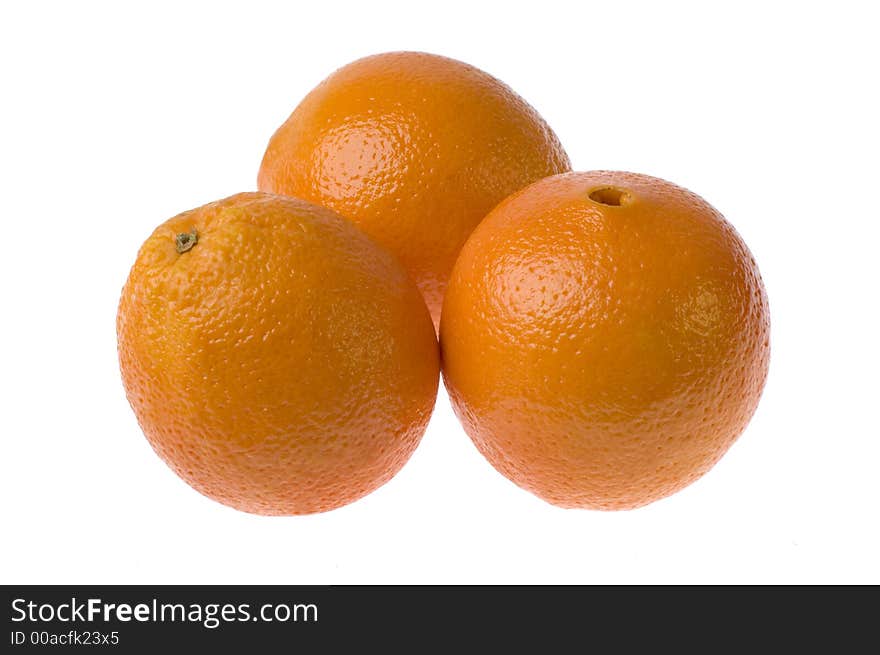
[{"x1": 175, "y1": 229, "x2": 198, "y2": 254}]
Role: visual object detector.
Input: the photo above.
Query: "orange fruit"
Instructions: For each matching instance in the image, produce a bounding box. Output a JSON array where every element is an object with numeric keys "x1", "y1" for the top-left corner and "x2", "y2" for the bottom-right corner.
[
  {"x1": 117, "y1": 192, "x2": 439, "y2": 515},
  {"x1": 440, "y1": 171, "x2": 770, "y2": 510},
  {"x1": 257, "y1": 51, "x2": 571, "y2": 327}
]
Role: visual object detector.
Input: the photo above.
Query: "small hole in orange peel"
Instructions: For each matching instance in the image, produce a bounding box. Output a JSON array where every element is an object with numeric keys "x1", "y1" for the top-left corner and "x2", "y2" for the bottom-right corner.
[{"x1": 588, "y1": 187, "x2": 631, "y2": 207}]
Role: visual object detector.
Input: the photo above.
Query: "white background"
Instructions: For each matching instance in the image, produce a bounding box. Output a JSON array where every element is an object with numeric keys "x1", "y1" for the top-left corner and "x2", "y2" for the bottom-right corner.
[{"x1": 1, "y1": 1, "x2": 877, "y2": 584}]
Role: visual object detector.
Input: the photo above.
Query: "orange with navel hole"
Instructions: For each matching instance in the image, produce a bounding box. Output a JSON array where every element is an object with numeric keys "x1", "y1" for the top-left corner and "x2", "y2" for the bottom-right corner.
[
  {"x1": 440, "y1": 171, "x2": 770, "y2": 510},
  {"x1": 117, "y1": 192, "x2": 439, "y2": 515},
  {"x1": 258, "y1": 51, "x2": 571, "y2": 327}
]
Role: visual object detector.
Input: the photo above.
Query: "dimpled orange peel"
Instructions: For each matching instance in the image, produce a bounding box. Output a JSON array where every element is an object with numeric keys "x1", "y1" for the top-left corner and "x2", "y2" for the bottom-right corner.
[
  {"x1": 117, "y1": 192, "x2": 439, "y2": 515},
  {"x1": 440, "y1": 171, "x2": 770, "y2": 510},
  {"x1": 258, "y1": 51, "x2": 571, "y2": 327}
]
